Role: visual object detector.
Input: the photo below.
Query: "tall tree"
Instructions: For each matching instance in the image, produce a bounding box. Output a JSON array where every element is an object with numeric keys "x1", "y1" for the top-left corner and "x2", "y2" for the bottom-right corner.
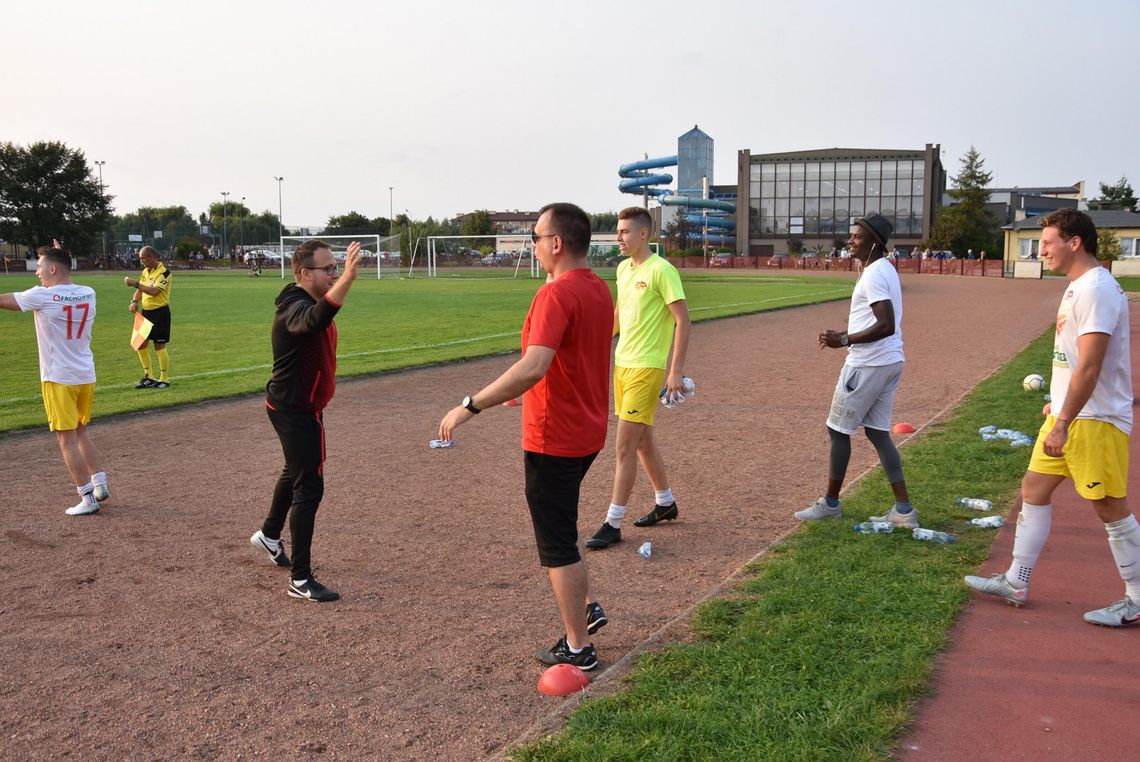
[
  {"x1": 0, "y1": 141, "x2": 113, "y2": 254},
  {"x1": 590, "y1": 212, "x2": 618, "y2": 232},
  {"x1": 1094, "y1": 176, "x2": 1137, "y2": 212},
  {"x1": 460, "y1": 209, "x2": 495, "y2": 238},
  {"x1": 662, "y1": 209, "x2": 695, "y2": 252},
  {"x1": 930, "y1": 146, "x2": 999, "y2": 255}
]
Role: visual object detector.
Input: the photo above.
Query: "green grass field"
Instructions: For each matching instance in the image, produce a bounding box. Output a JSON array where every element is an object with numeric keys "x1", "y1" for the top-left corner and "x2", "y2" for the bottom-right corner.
[
  {"x1": 513, "y1": 330, "x2": 1054, "y2": 761},
  {"x1": 0, "y1": 269, "x2": 853, "y2": 432}
]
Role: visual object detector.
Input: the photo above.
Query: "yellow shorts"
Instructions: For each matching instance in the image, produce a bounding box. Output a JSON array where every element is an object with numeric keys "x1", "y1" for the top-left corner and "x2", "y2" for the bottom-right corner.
[
  {"x1": 614, "y1": 367, "x2": 666, "y2": 425},
  {"x1": 1028, "y1": 416, "x2": 1129, "y2": 500},
  {"x1": 41, "y1": 381, "x2": 95, "y2": 432}
]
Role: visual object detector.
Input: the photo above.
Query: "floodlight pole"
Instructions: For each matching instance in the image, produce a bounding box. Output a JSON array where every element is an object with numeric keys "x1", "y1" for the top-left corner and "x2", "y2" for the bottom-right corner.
[
  {"x1": 221, "y1": 191, "x2": 230, "y2": 262},
  {"x1": 274, "y1": 177, "x2": 285, "y2": 279},
  {"x1": 94, "y1": 160, "x2": 107, "y2": 265},
  {"x1": 240, "y1": 196, "x2": 246, "y2": 250}
]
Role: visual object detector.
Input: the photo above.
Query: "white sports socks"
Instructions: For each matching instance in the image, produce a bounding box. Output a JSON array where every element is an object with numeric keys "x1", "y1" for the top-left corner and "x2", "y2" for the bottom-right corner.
[
  {"x1": 1105, "y1": 514, "x2": 1140, "y2": 601},
  {"x1": 605, "y1": 503, "x2": 626, "y2": 528},
  {"x1": 654, "y1": 488, "x2": 675, "y2": 506},
  {"x1": 1006, "y1": 502, "x2": 1052, "y2": 588}
]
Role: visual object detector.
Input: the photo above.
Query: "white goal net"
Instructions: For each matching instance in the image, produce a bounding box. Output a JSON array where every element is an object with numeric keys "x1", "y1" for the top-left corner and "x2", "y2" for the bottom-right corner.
[
  {"x1": 411, "y1": 235, "x2": 540, "y2": 278},
  {"x1": 278, "y1": 233, "x2": 400, "y2": 279}
]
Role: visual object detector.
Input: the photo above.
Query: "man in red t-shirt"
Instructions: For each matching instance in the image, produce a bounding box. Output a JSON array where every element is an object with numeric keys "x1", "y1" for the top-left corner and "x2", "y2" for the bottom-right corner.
[{"x1": 439, "y1": 202, "x2": 613, "y2": 671}]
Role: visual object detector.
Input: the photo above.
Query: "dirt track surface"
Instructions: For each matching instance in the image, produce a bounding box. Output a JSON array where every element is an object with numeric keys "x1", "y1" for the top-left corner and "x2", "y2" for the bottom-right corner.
[{"x1": 0, "y1": 274, "x2": 1063, "y2": 760}]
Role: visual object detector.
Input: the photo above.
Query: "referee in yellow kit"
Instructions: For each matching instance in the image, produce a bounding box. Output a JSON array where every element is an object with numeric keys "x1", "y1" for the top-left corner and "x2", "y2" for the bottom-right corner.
[{"x1": 124, "y1": 246, "x2": 174, "y2": 389}]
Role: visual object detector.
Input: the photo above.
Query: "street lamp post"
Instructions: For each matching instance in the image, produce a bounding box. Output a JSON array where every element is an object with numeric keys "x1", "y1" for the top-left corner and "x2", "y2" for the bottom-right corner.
[
  {"x1": 94, "y1": 160, "x2": 106, "y2": 265},
  {"x1": 274, "y1": 176, "x2": 284, "y2": 242},
  {"x1": 220, "y1": 191, "x2": 230, "y2": 261},
  {"x1": 240, "y1": 196, "x2": 246, "y2": 251},
  {"x1": 389, "y1": 186, "x2": 393, "y2": 229}
]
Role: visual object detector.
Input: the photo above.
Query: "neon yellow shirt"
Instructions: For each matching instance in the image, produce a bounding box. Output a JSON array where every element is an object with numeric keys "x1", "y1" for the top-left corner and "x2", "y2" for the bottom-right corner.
[
  {"x1": 614, "y1": 254, "x2": 685, "y2": 369},
  {"x1": 138, "y1": 264, "x2": 172, "y2": 310}
]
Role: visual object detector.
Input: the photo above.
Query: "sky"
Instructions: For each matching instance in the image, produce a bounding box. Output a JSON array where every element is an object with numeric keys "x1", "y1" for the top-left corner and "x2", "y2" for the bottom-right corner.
[{"x1": 5, "y1": 0, "x2": 1138, "y2": 229}]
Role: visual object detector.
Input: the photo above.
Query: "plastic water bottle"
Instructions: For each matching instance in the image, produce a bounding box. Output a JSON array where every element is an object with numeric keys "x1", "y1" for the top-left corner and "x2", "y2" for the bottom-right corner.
[
  {"x1": 969, "y1": 516, "x2": 1005, "y2": 528},
  {"x1": 957, "y1": 498, "x2": 993, "y2": 511},
  {"x1": 981, "y1": 433, "x2": 1001, "y2": 441},
  {"x1": 638, "y1": 541, "x2": 652, "y2": 559},
  {"x1": 912, "y1": 528, "x2": 956, "y2": 544},
  {"x1": 853, "y1": 521, "x2": 894, "y2": 534},
  {"x1": 978, "y1": 425, "x2": 997, "y2": 435},
  {"x1": 429, "y1": 439, "x2": 455, "y2": 449},
  {"x1": 659, "y1": 376, "x2": 696, "y2": 409},
  {"x1": 1010, "y1": 437, "x2": 1033, "y2": 448}
]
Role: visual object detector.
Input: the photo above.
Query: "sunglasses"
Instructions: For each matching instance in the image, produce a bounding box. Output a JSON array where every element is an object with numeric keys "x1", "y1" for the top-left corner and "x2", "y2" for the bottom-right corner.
[{"x1": 531, "y1": 230, "x2": 557, "y2": 244}]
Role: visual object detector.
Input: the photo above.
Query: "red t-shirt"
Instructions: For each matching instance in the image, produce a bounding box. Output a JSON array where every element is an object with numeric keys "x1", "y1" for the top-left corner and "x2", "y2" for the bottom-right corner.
[{"x1": 521, "y1": 268, "x2": 613, "y2": 456}]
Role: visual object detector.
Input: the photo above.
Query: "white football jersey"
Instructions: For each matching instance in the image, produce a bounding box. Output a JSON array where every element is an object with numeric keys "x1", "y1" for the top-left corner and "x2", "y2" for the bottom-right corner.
[{"x1": 13, "y1": 284, "x2": 97, "y2": 385}]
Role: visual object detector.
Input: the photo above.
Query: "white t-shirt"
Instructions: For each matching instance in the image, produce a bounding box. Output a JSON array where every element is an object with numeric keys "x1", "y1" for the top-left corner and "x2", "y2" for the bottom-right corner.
[
  {"x1": 846, "y1": 257, "x2": 904, "y2": 367},
  {"x1": 1050, "y1": 266, "x2": 1132, "y2": 435},
  {"x1": 13, "y1": 284, "x2": 97, "y2": 385}
]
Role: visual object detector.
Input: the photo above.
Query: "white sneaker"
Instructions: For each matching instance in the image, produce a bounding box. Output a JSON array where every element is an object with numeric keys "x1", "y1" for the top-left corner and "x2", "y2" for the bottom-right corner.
[
  {"x1": 93, "y1": 483, "x2": 110, "y2": 502},
  {"x1": 66, "y1": 496, "x2": 100, "y2": 516},
  {"x1": 964, "y1": 573, "x2": 1028, "y2": 607},
  {"x1": 250, "y1": 530, "x2": 291, "y2": 567},
  {"x1": 1083, "y1": 597, "x2": 1140, "y2": 627},
  {"x1": 794, "y1": 497, "x2": 842, "y2": 521},
  {"x1": 869, "y1": 505, "x2": 920, "y2": 528}
]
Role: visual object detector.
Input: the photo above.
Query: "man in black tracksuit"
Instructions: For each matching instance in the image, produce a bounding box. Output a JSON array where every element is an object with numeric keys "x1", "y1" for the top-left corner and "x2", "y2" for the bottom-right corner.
[{"x1": 249, "y1": 239, "x2": 362, "y2": 602}]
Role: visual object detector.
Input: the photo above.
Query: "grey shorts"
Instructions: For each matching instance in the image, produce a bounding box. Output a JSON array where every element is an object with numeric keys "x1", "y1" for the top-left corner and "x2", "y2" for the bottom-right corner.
[{"x1": 826, "y1": 362, "x2": 904, "y2": 435}]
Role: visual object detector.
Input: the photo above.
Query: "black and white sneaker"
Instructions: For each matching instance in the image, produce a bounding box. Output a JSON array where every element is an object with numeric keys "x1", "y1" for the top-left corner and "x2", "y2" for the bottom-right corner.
[
  {"x1": 250, "y1": 530, "x2": 291, "y2": 567},
  {"x1": 586, "y1": 601, "x2": 608, "y2": 635},
  {"x1": 153, "y1": 380, "x2": 170, "y2": 389},
  {"x1": 135, "y1": 377, "x2": 157, "y2": 389},
  {"x1": 288, "y1": 577, "x2": 340, "y2": 602},
  {"x1": 535, "y1": 635, "x2": 598, "y2": 671}
]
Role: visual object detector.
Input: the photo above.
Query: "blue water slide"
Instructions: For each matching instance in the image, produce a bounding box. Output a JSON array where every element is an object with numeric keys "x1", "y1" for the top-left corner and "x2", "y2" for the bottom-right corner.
[
  {"x1": 685, "y1": 214, "x2": 736, "y2": 230},
  {"x1": 618, "y1": 155, "x2": 678, "y2": 197},
  {"x1": 662, "y1": 195, "x2": 736, "y2": 214}
]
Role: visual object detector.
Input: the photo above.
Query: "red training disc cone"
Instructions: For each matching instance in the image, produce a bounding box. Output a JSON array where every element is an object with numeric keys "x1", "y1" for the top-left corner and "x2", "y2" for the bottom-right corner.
[
  {"x1": 892, "y1": 422, "x2": 916, "y2": 434},
  {"x1": 537, "y1": 663, "x2": 589, "y2": 695}
]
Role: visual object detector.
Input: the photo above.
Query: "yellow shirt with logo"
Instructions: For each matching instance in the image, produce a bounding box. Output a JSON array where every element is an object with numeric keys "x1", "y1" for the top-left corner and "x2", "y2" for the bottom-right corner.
[
  {"x1": 614, "y1": 254, "x2": 685, "y2": 369},
  {"x1": 139, "y1": 264, "x2": 172, "y2": 310}
]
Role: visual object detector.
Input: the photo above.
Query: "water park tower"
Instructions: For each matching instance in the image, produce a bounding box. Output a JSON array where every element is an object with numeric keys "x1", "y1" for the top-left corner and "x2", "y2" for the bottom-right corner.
[{"x1": 617, "y1": 125, "x2": 737, "y2": 247}]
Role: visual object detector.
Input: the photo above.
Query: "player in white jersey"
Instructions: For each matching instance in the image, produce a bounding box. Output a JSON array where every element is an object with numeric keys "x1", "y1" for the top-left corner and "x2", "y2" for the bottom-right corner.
[
  {"x1": 965, "y1": 209, "x2": 1140, "y2": 627},
  {"x1": 1, "y1": 244, "x2": 109, "y2": 515}
]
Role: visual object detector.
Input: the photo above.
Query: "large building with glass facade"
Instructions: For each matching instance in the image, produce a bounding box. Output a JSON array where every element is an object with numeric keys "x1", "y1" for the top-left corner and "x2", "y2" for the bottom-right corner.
[{"x1": 734, "y1": 144, "x2": 946, "y2": 255}]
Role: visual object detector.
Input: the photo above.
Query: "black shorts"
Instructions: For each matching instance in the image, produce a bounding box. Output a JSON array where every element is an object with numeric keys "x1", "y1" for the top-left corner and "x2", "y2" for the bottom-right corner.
[
  {"x1": 524, "y1": 450, "x2": 598, "y2": 568},
  {"x1": 141, "y1": 306, "x2": 172, "y2": 344}
]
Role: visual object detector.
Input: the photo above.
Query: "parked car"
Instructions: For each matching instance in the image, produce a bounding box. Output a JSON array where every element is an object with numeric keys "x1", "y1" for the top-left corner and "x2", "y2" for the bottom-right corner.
[
  {"x1": 768, "y1": 253, "x2": 790, "y2": 267},
  {"x1": 709, "y1": 253, "x2": 734, "y2": 268}
]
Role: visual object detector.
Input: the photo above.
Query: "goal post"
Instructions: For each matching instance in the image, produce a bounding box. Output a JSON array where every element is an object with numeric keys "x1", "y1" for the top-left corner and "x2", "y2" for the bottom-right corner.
[
  {"x1": 414, "y1": 234, "x2": 539, "y2": 278},
  {"x1": 278, "y1": 233, "x2": 397, "y2": 279}
]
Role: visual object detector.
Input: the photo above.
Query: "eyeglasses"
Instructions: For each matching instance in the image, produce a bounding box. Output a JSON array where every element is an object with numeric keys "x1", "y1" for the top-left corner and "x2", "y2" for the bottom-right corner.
[
  {"x1": 531, "y1": 230, "x2": 557, "y2": 244},
  {"x1": 303, "y1": 264, "x2": 338, "y2": 275}
]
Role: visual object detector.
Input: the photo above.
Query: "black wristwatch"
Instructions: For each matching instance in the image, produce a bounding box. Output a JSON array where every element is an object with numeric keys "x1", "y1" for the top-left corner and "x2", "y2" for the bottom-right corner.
[{"x1": 462, "y1": 395, "x2": 481, "y2": 414}]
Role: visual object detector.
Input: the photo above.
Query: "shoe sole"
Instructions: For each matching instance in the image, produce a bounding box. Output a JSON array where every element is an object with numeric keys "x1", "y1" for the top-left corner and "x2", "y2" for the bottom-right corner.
[
  {"x1": 65, "y1": 506, "x2": 100, "y2": 516},
  {"x1": 288, "y1": 588, "x2": 340, "y2": 602},
  {"x1": 585, "y1": 538, "x2": 621, "y2": 549},
  {"x1": 586, "y1": 615, "x2": 608, "y2": 635}
]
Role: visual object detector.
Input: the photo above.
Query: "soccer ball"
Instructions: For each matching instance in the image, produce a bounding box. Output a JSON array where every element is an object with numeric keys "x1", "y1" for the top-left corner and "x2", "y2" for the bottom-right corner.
[{"x1": 1023, "y1": 373, "x2": 1045, "y2": 392}]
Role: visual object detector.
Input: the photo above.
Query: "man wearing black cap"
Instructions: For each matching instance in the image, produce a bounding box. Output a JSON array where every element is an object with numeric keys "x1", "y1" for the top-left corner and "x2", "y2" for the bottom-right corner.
[{"x1": 795, "y1": 213, "x2": 918, "y2": 527}]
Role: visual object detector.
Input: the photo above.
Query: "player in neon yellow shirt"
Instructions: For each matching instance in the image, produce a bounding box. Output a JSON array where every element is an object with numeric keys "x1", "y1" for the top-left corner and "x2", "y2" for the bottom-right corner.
[{"x1": 586, "y1": 207, "x2": 691, "y2": 549}]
